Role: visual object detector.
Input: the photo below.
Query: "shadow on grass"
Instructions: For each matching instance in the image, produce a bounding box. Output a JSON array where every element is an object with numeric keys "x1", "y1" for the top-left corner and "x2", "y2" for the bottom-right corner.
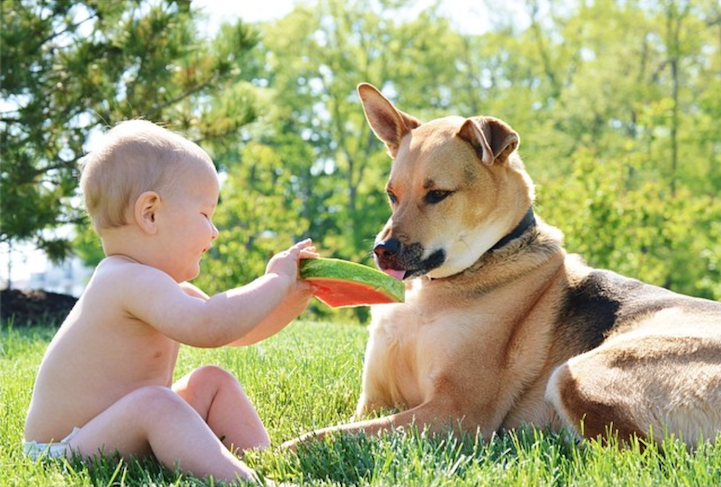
[
  {"x1": 268, "y1": 425, "x2": 582, "y2": 486},
  {"x1": 266, "y1": 424, "x2": 721, "y2": 486},
  {"x1": 23, "y1": 426, "x2": 721, "y2": 486},
  {"x1": 45, "y1": 450, "x2": 265, "y2": 487}
]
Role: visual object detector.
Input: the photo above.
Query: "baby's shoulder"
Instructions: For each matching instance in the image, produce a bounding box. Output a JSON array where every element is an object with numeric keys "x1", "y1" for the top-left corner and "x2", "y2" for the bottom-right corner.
[
  {"x1": 79, "y1": 258, "x2": 178, "y2": 324},
  {"x1": 95, "y1": 256, "x2": 165, "y2": 279},
  {"x1": 89, "y1": 256, "x2": 174, "y2": 296}
]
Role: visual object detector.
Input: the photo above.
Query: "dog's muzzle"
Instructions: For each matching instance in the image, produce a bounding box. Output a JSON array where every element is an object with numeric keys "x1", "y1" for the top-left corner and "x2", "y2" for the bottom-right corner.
[{"x1": 373, "y1": 238, "x2": 446, "y2": 280}]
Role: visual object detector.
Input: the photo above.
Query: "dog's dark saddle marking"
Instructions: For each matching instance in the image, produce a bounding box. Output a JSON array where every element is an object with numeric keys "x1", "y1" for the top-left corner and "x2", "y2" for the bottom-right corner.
[{"x1": 557, "y1": 270, "x2": 721, "y2": 356}]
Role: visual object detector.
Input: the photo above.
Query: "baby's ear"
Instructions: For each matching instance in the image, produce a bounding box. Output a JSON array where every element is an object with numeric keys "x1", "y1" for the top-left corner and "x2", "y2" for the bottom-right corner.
[{"x1": 134, "y1": 191, "x2": 160, "y2": 235}]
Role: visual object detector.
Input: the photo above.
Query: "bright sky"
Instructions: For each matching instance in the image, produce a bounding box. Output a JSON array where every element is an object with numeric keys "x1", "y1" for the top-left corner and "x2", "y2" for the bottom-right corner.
[
  {"x1": 193, "y1": 0, "x2": 498, "y2": 36},
  {"x1": 194, "y1": 0, "x2": 296, "y2": 25}
]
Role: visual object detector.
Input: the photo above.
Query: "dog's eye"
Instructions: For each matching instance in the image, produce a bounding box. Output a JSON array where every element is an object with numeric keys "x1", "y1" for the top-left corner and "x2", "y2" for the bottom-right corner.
[
  {"x1": 387, "y1": 191, "x2": 397, "y2": 204},
  {"x1": 425, "y1": 190, "x2": 452, "y2": 204}
]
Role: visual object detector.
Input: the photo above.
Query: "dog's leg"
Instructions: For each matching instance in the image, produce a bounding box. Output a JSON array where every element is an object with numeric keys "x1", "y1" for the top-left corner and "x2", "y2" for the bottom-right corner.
[
  {"x1": 546, "y1": 333, "x2": 721, "y2": 445},
  {"x1": 352, "y1": 391, "x2": 375, "y2": 420},
  {"x1": 352, "y1": 379, "x2": 398, "y2": 420},
  {"x1": 281, "y1": 399, "x2": 480, "y2": 450}
]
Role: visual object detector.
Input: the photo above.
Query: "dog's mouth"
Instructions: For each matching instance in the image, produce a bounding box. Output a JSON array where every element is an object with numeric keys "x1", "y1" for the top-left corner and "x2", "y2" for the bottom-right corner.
[
  {"x1": 381, "y1": 268, "x2": 407, "y2": 280},
  {"x1": 375, "y1": 245, "x2": 446, "y2": 280}
]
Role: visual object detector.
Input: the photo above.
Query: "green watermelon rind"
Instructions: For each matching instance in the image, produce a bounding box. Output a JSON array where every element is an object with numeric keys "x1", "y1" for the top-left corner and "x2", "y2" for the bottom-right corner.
[{"x1": 299, "y1": 258, "x2": 405, "y2": 304}]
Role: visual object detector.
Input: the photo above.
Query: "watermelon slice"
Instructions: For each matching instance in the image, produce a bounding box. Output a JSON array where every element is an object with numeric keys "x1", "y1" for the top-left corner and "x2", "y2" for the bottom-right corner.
[{"x1": 300, "y1": 258, "x2": 405, "y2": 308}]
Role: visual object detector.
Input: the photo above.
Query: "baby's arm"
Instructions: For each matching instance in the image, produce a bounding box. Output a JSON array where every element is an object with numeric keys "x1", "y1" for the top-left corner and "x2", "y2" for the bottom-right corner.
[
  {"x1": 226, "y1": 280, "x2": 314, "y2": 346},
  {"x1": 121, "y1": 240, "x2": 316, "y2": 347},
  {"x1": 179, "y1": 281, "x2": 210, "y2": 300},
  {"x1": 227, "y1": 241, "x2": 318, "y2": 344}
]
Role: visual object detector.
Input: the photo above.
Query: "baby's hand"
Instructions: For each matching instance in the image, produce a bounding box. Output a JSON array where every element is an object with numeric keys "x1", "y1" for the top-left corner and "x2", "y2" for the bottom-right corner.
[{"x1": 265, "y1": 239, "x2": 318, "y2": 282}]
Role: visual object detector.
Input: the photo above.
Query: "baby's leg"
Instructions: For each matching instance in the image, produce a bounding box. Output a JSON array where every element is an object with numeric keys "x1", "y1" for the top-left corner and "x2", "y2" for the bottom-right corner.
[
  {"x1": 66, "y1": 385, "x2": 256, "y2": 484},
  {"x1": 173, "y1": 365, "x2": 270, "y2": 454}
]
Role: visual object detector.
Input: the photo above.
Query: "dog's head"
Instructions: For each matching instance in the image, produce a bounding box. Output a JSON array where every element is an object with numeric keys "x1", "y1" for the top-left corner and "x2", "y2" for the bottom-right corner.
[{"x1": 358, "y1": 83, "x2": 535, "y2": 280}]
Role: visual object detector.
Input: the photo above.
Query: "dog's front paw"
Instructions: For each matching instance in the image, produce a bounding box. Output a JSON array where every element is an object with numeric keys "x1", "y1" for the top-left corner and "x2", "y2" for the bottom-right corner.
[
  {"x1": 280, "y1": 431, "x2": 325, "y2": 452},
  {"x1": 279, "y1": 437, "x2": 299, "y2": 452}
]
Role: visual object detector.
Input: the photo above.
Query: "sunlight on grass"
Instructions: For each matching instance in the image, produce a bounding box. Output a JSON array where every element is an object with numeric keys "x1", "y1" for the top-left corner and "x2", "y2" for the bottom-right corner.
[{"x1": 3, "y1": 319, "x2": 721, "y2": 486}]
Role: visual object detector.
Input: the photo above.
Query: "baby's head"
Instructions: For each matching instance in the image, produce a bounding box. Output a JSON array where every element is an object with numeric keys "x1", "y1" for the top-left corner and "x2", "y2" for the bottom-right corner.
[{"x1": 80, "y1": 120, "x2": 216, "y2": 233}]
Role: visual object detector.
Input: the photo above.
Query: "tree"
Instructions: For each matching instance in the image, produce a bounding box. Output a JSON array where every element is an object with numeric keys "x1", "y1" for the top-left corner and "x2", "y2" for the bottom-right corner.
[
  {"x1": 252, "y1": 0, "x2": 468, "y2": 253},
  {"x1": 1, "y1": 0, "x2": 258, "y2": 286},
  {"x1": 226, "y1": 0, "x2": 721, "y2": 319},
  {"x1": 236, "y1": 0, "x2": 473, "y2": 320},
  {"x1": 6, "y1": 0, "x2": 721, "y2": 316}
]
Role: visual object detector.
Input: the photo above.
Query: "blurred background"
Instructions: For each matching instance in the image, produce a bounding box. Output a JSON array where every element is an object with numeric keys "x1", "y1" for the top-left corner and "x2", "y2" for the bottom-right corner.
[{"x1": 2, "y1": 0, "x2": 721, "y2": 322}]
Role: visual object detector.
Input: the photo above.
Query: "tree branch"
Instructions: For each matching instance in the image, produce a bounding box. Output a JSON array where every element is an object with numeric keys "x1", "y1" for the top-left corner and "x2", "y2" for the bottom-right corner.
[
  {"x1": 144, "y1": 73, "x2": 219, "y2": 119},
  {"x1": 34, "y1": 13, "x2": 99, "y2": 52}
]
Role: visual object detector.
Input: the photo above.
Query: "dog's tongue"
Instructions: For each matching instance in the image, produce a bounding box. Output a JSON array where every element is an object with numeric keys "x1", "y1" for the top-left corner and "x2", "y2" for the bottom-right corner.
[{"x1": 382, "y1": 269, "x2": 406, "y2": 280}]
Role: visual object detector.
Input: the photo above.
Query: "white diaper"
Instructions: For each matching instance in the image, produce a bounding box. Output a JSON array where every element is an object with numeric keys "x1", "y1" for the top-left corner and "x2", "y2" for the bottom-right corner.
[{"x1": 23, "y1": 427, "x2": 81, "y2": 461}]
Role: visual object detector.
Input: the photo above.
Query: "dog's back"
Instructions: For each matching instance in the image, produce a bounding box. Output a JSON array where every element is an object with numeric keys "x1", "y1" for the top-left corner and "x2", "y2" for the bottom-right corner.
[{"x1": 555, "y1": 264, "x2": 721, "y2": 356}]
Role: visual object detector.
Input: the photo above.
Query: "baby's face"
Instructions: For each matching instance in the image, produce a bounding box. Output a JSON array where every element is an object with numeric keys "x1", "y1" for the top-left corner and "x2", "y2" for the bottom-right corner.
[{"x1": 156, "y1": 162, "x2": 220, "y2": 282}]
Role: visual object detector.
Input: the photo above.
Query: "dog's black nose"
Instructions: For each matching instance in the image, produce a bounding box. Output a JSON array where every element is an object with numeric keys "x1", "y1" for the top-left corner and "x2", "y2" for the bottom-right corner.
[{"x1": 374, "y1": 238, "x2": 401, "y2": 258}]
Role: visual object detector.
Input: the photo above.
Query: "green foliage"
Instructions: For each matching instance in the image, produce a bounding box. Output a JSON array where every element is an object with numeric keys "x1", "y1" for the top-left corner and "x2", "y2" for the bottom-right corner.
[
  {"x1": 538, "y1": 149, "x2": 721, "y2": 299},
  {"x1": 196, "y1": 140, "x2": 311, "y2": 293},
  {"x1": 245, "y1": 0, "x2": 721, "y2": 315},
  {"x1": 4, "y1": 321, "x2": 721, "y2": 486},
  {"x1": 4, "y1": 0, "x2": 721, "y2": 320},
  {"x1": 1, "y1": 0, "x2": 258, "y2": 265}
]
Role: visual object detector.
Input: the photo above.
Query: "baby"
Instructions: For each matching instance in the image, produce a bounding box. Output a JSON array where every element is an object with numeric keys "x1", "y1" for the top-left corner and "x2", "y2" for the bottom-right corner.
[{"x1": 23, "y1": 120, "x2": 317, "y2": 484}]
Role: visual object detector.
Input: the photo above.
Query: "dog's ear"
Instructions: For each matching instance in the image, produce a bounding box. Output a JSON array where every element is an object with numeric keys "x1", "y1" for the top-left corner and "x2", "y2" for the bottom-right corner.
[
  {"x1": 357, "y1": 83, "x2": 421, "y2": 157},
  {"x1": 456, "y1": 117, "x2": 520, "y2": 165}
]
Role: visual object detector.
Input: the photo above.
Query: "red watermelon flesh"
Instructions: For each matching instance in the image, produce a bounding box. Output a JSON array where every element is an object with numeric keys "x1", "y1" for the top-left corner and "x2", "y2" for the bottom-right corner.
[{"x1": 300, "y1": 258, "x2": 405, "y2": 308}]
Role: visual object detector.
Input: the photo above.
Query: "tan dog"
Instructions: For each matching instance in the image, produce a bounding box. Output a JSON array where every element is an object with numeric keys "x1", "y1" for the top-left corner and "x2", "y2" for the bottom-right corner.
[{"x1": 287, "y1": 83, "x2": 721, "y2": 448}]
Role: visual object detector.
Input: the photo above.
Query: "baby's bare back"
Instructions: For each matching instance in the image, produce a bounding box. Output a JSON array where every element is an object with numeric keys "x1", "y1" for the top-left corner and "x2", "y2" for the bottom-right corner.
[{"x1": 24, "y1": 260, "x2": 181, "y2": 442}]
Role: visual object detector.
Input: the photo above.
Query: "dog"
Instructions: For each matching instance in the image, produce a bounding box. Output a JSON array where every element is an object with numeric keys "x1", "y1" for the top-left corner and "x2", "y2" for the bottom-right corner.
[{"x1": 285, "y1": 82, "x2": 721, "y2": 449}]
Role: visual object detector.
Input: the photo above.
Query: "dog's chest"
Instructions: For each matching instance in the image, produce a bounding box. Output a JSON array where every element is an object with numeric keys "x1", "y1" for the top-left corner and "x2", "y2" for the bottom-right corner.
[{"x1": 368, "y1": 288, "x2": 489, "y2": 407}]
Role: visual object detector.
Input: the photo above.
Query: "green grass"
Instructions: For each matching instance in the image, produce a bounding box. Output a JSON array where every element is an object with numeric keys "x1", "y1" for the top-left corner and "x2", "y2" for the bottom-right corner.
[{"x1": 2, "y1": 319, "x2": 721, "y2": 486}]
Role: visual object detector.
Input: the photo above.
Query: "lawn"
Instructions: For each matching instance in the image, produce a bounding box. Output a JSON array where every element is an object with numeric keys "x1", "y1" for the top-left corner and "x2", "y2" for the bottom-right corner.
[{"x1": 2, "y1": 319, "x2": 721, "y2": 486}]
